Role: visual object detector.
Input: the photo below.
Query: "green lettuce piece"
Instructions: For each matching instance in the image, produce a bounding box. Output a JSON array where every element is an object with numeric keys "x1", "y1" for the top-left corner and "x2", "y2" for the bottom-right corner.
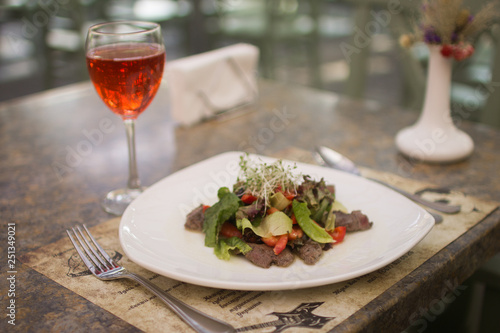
[
  {"x1": 324, "y1": 200, "x2": 349, "y2": 231},
  {"x1": 216, "y1": 186, "x2": 231, "y2": 199},
  {"x1": 237, "y1": 211, "x2": 292, "y2": 238},
  {"x1": 203, "y1": 187, "x2": 240, "y2": 247},
  {"x1": 214, "y1": 237, "x2": 252, "y2": 260},
  {"x1": 310, "y1": 198, "x2": 331, "y2": 222},
  {"x1": 292, "y1": 200, "x2": 333, "y2": 243},
  {"x1": 324, "y1": 208, "x2": 336, "y2": 231},
  {"x1": 331, "y1": 200, "x2": 348, "y2": 213},
  {"x1": 299, "y1": 176, "x2": 334, "y2": 208}
]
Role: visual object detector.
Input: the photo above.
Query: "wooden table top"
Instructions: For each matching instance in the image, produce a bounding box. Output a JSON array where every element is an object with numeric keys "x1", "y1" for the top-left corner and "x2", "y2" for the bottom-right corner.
[{"x1": 1, "y1": 79, "x2": 498, "y2": 332}]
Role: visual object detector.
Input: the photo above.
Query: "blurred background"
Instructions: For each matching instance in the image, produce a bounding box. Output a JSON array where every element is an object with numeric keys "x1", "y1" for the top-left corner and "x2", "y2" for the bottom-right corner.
[
  {"x1": 1, "y1": 0, "x2": 499, "y2": 127},
  {"x1": 0, "y1": 0, "x2": 499, "y2": 331}
]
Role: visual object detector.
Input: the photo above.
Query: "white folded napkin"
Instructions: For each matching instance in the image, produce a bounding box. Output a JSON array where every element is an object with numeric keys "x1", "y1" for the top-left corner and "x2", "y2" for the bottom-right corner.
[{"x1": 166, "y1": 43, "x2": 259, "y2": 126}]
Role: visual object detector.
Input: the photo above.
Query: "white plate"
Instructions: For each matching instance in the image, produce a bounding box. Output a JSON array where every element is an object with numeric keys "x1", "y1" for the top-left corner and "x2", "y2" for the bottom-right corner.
[{"x1": 119, "y1": 152, "x2": 434, "y2": 290}]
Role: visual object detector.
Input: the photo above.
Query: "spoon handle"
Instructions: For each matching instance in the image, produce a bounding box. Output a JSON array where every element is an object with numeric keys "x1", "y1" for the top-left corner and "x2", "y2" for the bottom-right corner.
[
  {"x1": 367, "y1": 177, "x2": 461, "y2": 214},
  {"x1": 315, "y1": 146, "x2": 461, "y2": 215}
]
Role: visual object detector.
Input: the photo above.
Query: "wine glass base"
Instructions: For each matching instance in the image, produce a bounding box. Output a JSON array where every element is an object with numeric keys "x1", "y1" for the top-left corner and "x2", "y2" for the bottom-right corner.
[{"x1": 101, "y1": 187, "x2": 146, "y2": 216}]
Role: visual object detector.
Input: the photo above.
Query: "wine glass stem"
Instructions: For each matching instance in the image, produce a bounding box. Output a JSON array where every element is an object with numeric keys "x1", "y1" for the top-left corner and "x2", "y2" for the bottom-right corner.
[{"x1": 124, "y1": 119, "x2": 141, "y2": 190}]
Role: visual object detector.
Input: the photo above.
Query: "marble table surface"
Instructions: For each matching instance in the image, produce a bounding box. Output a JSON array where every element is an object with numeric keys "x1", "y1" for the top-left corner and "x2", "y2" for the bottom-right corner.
[{"x1": 0, "y1": 79, "x2": 498, "y2": 332}]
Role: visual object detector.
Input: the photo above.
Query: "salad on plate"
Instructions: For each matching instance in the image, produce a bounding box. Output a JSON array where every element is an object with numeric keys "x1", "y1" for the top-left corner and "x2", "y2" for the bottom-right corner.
[{"x1": 185, "y1": 154, "x2": 373, "y2": 268}]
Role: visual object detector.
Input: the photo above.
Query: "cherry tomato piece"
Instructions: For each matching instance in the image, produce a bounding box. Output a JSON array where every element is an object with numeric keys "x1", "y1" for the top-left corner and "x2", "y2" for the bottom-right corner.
[
  {"x1": 219, "y1": 221, "x2": 243, "y2": 239},
  {"x1": 288, "y1": 225, "x2": 304, "y2": 240},
  {"x1": 267, "y1": 207, "x2": 280, "y2": 215},
  {"x1": 262, "y1": 235, "x2": 278, "y2": 247}
]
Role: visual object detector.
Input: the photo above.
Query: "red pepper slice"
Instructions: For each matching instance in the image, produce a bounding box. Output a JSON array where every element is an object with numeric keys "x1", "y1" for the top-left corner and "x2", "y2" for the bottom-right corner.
[
  {"x1": 274, "y1": 186, "x2": 296, "y2": 201},
  {"x1": 241, "y1": 194, "x2": 258, "y2": 204},
  {"x1": 283, "y1": 191, "x2": 296, "y2": 201},
  {"x1": 327, "y1": 226, "x2": 346, "y2": 243},
  {"x1": 273, "y1": 234, "x2": 289, "y2": 255}
]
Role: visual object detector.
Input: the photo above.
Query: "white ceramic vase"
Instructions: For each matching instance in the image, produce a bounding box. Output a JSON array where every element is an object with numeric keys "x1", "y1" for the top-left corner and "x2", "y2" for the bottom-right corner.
[{"x1": 395, "y1": 45, "x2": 474, "y2": 163}]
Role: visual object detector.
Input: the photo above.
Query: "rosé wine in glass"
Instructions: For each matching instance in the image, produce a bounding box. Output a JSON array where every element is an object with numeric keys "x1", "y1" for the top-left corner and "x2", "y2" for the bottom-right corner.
[
  {"x1": 85, "y1": 21, "x2": 165, "y2": 215},
  {"x1": 86, "y1": 43, "x2": 165, "y2": 119}
]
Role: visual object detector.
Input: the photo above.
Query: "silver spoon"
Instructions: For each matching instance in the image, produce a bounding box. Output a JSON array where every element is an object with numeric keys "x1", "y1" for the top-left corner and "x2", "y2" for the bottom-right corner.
[{"x1": 315, "y1": 146, "x2": 461, "y2": 221}]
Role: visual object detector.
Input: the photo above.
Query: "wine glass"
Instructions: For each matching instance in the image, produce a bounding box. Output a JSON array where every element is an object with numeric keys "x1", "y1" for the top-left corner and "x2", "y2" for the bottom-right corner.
[{"x1": 85, "y1": 21, "x2": 165, "y2": 215}]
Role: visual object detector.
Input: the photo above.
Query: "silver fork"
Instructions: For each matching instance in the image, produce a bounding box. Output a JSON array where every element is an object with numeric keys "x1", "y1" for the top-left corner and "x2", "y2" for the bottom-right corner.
[{"x1": 66, "y1": 224, "x2": 235, "y2": 333}]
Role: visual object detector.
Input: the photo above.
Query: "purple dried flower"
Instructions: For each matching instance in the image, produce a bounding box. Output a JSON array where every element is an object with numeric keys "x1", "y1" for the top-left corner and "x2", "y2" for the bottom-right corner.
[{"x1": 423, "y1": 27, "x2": 442, "y2": 44}]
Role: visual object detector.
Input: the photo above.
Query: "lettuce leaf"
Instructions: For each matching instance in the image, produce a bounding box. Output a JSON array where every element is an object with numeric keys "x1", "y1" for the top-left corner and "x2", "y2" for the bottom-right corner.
[
  {"x1": 237, "y1": 211, "x2": 292, "y2": 238},
  {"x1": 324, "y1": 200, "x2": 348, "y2": 231},
  {"x1": 292, "y1": 200, "x2": 333, "y2": 243},
  {"x1": 214, "y1": 237, "x2": 252, "y2": 260},
  {"x1": 202, "y1": 187, "x2": 240, "y2": 247}
]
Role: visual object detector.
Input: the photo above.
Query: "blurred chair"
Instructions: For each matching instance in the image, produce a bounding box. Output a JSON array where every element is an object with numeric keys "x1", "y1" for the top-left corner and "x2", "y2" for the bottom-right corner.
[
  {"x1": 479, "y1": 25, "x2": 500, "y2": 127},
  {"x1": 206, "y1": 0, "x2": 323, "y2": 88},
  {"x1": 464, "y1": 253, "x2": 500, "y2": 333},
  {"x1": 0, "y1": 1, "x2": 47, "y2": 100},
  {"x1": 41, "y1": 0, "x2": 98, "y2": 88},
  {"x1": 338, "y1": 0, "x2": 377, "y2": 101},
  {"x1": 335, "y1": 0, "x2": 425, "y2": 108}
]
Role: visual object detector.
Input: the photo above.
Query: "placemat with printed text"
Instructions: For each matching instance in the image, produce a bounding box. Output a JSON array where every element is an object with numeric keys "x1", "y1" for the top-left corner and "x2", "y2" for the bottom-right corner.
[{"x1": 20, "y1": 148, "x2": 499, "y2": 333}]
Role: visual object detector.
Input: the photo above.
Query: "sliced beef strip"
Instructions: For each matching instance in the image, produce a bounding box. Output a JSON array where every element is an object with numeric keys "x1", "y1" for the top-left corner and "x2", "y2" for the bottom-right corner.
[
  {"x1": 244, "y1": 243, "x2": 295, "y2": 268},
  {"x1": 244, "y1": 243, "x2": 274, "y2": 268},
  {"x1": 287, "y1": 236, "x2": 305, "y2": 249},
  {"x1": 333, "y1": 210, "x2": 372, "y2": 232},
  {"x1": 295, "y1": 239, "x2": 324, "y2": 265},
  {"x1": 184, "y1": 205, "x2": 204, "y2": 231},
  {"x1": 274, "y1": 247, "x2": 295, "y2": 267}
]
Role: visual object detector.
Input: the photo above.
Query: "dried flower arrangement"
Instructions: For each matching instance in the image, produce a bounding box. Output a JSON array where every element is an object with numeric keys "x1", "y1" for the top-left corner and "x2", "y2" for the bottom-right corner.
[{"x1": 399, "y1": 0, "x2": 500, "y2": 61}]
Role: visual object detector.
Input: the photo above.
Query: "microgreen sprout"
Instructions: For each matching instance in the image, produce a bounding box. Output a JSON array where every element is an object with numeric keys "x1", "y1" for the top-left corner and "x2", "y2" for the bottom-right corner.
[{"x1": 236, "y1": 154, "x2": 302, "y2": 207}]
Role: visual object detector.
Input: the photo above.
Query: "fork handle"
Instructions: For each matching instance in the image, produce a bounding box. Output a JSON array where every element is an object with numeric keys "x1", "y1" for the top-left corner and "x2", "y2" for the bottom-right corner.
[{"x1": 126, "y1": 273, "x2": 235, "y2": 333}]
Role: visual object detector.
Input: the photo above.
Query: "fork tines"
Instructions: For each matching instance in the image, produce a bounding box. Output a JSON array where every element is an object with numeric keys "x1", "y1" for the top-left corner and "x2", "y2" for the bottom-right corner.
[{"x1": 66, "y1": 225, "x2": 116, "y2": 274}]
